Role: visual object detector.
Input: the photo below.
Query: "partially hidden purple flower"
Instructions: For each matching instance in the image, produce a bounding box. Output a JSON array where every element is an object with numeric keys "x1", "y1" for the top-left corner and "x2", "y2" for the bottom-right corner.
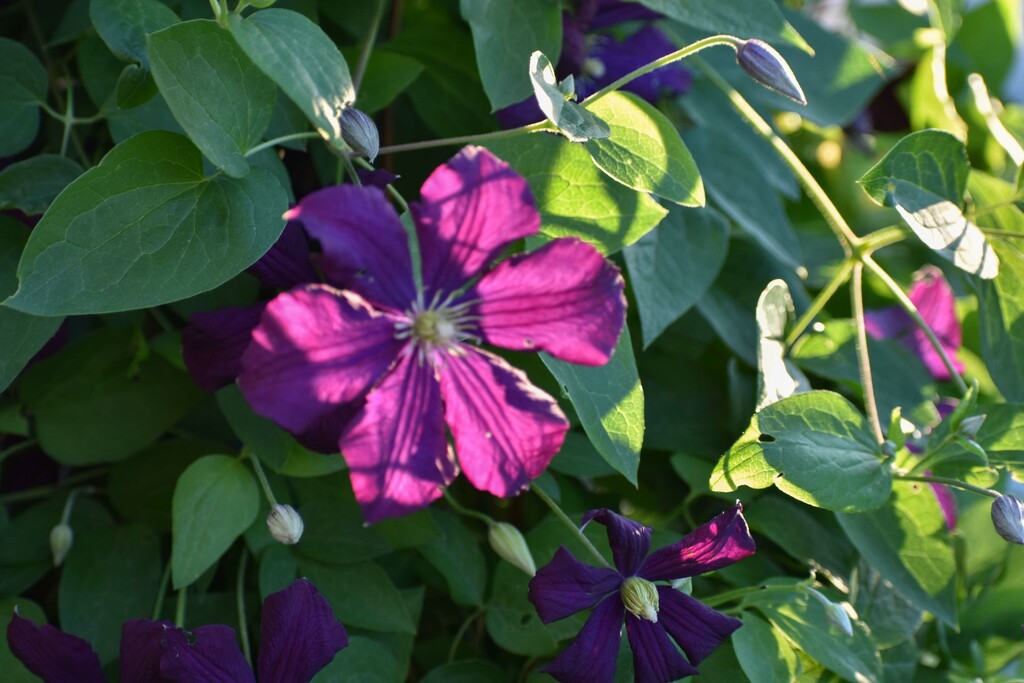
[
  {"x1": 6, "y1": 578, "x2": 347, "y2": 683},
  {"x1": 232, "y1": 146, "x2": 625, "y2": 522},
  {"x1": 865, "y1": 265, "x2": 964, "y2": 382},
  {"x1": 529, "y1": 503, "x2": 756, "y2": 683},
  {"x1": 497, "y1": 0, "x2": 691, "y2": 128}
]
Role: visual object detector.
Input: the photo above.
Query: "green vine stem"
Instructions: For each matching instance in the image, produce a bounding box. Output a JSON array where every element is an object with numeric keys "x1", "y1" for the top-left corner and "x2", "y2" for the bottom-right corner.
[
  {"x1": 375, "y1": 120, "x2": 554, "y2": 156},
  {"x1": 245, "y1": 131, "x2": 321, "y2": 157},
  {"x1": 246, "y1": 450, "x2": 279, "y2": 507},
  {"x1": 532, "y1": 485, "x2": 613, "y2": 569},
  {"x1": 785, "y1": 259, "x2": 854, "y2": 348},
  {"x1": 701, "y1": 583, "x2": 807, "y2": 609},
  {"x1": 236, "y1": 549, "x2": 252, "y2": 665},
  {"x1": 852, "y1": 262, "x2": 884, "y2": 443},
  {"x1": 175, "y1": 586, "x2": 187, "y2": 628},
  {"x1": 894, "y1": 473, "x2": 1001, "y2": 499},
  {"x1": 448, "y1": 606, "x2": 486, "y2": 663},
  {"x1": 152, "y1": 560, "x2": 172, "y2": 621},
  {"x1": 353, "y1": 0, "x2": 387, "y2": 94},
  {"x1": 442, "y1": 490, "x2": 495, "y2": 526}
]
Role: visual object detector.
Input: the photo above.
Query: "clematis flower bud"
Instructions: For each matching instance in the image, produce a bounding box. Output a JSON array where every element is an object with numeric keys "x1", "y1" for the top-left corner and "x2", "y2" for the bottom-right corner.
[
  {"x1": 620, "y1": 576, "x2": 660, "y2": 623},
  {"x1": 49, "y1": 523, "x2": 73, "y2": 567},
  {"x1": 735, "y1": 39, "x2": 807, "y2": 105},
  {"x1": 824, "y1": 601, "x2": 855, "y2": 637},
  {"x1": 340, "y1": 108, "x2": 380, "y2": 162},
  {"x1": 991, "y1": 495, "x2": 1024, "y2": 545},
  {"x1": 267, "y1": 504, "x2": 304, "y2": 545},
  {"x1": 488, "y1": 522, "x2": 537, "y2": 576},
  {"x1": 957, "y1": 414, "x2": 986, "y2": 440}
]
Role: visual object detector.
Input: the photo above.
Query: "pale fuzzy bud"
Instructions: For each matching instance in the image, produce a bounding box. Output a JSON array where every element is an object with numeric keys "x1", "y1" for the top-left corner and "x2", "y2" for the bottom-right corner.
[
  {"x1": 991, "y1": 495, "x2": 1024, "y2": 545},
  {"x1": 736, "y1": 39, "x2": 807, "y2": 105},
  {"x1": 957, "y1": 414, "x2": 986, "y2": 440},
  {"x1": 340, "y1": 108, "x2": 380, "y2": 162},
  {"x1": 49, "y1": 523, "x2": 73, "y2": 567},
  {"x1": 824, "y1": 601, "x2": 855, "y2": 637},
  {"x1": 620, "y1": 576, "x2": 660, "y2": 623},
  {"x1": 488, "y1": 522, "x2": 536, "y2": 576},
  {"x1": 266, "y1": 504, "x2": 304, "y2": 545}
]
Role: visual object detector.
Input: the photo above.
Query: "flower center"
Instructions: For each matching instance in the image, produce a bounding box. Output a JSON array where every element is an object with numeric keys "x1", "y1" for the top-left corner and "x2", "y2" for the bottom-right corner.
[
  {"x1": 620, "y1": 576, "x2": 659, "y2": 623},
  {"x1": 411, "y1": 309, "x2": 458, "y2": 346},
  {"x1": 395, "y1": 291, "x2": 480, "y2": 356}
]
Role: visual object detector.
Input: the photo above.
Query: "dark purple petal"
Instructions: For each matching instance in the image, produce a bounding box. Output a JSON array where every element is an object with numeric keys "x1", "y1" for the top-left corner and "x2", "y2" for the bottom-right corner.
[
  {"x1": 158, "y1": 625, "x2": 255, "y2": 683},
  {"x1": 639, "y1": 503, "x2": 756, "y2": 582},
  {"x1": 257, "y1": 578, "x2": 348, "y2": 683},
  {"x1": 495, "y1": 98, "x2": 545, "y2": 129},
  {"x1": 528, "y1": 546, "x2": 622, "y2": 623},
  {"x1": 412, "y1": 147, "x2": 540, "y2": 298},
  {"x1": 656, "y1": 587, "x2": 742, "y2": 666},
  {"x1": 580, "y1": 509, "x2": 651, "y2": 577},
  {"x1": 588, "y1": 27, "x2": 691, "y2": 102},
  {"x1": 929, "y1": 483, "x2": 958, "y2": 531},
  {"x1": 6, "y1": 613, "x2": 105, "y2": 683},
  {"x1": 247, "y1": 220, "x2": 318, "y2": 291},
  {"x1": 590, "y1": 0, "x2": 662, "y2": 28},
  {"x1": 121, "y1": 620, "x2": 176, "y2": 683},
  {"x1": 863, "y1": 305, "x2": 910, "y2": 341},
  {"x1": 542, "y1": 595, "x2": 624, "y2": 683},
  {"x1": 355, "y1": 168, "x2": 399, "y2": 190},
  {"x1": 467, "y1": 238, "x2": 625, "y2": 365},
  {"x1": 906, "y1": 266, "x2": 963, "y2": 381},
  {"x1": 624, "y1": 614, "x2": 698, "y2": 683},
  {"x1": 294, "y1": 403, "x2": 364, "y2": 454},
  {"x1": 238, "y1": 286, "x2": 404, "y2": 436},
  {"x1": 285, "y1": 186, "x2": 416, "y2": 312},
  {"x1": 182, "y1": 304, "x2": 265, "y2": 392},
  {"x1": 341, "y1": 352, "x2": 456, "y2": 523},
  {"x1": 556, "y1": 10, "x2": 589, "y2": 76},
  {"x1": 438, "y1": 347, "x2": 568, "y2": 498}
]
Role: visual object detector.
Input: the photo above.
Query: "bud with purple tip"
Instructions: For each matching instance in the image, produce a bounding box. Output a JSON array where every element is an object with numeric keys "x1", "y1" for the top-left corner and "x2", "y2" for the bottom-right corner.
[
  {"x1": 736, "y1": 39, "x2": 807, "y2": 106},
  {"x1": 991, "y1": 495, "x2": 1024, "y2": 545},
  {"x1": 340, "y1": 108, "x2": 380, "y2": 162}
]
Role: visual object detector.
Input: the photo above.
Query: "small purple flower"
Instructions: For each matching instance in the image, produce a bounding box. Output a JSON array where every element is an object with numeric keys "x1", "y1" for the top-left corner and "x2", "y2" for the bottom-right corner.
[
  {"x1": 497, "y1": 0, "x2": 691, "y2": 128},
  {"x1": 6, "y1": 578, "x2": 347, "y2": 683},
  {"x1": 529, "y1": 504, "x2": 756, "y2": 683},
  {"x1": 233, "y1": 146, "x2": 625, "y2": 522},
  {"x1": 865, "y1": 265, "x2": 964, "y2": 381}
]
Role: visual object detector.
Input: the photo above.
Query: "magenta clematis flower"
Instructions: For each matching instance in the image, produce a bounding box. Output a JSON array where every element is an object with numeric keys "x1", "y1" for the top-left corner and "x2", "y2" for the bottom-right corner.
[
  {"x1": 529, "y1": 504, "x2": 756, "y2": 683},
  {"x1": 234, "y1": 146, "x2": 625, "y2": 522},
  {"x1": 865, "y1": 265, "x2": 964, "y2": 381},
  {"x1": 6, "y1": 578, "x2": 347, "y2": 683},
  {"x1": 497, "y1": 0, "x2": 692, "y2": 128}
]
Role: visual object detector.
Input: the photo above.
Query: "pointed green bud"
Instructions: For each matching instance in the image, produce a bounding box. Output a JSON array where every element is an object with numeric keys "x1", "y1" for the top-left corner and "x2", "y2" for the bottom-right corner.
[
  {"x1": 991, "y1": 495, "x2": 1024, "y2": 545},
  {"x1": 488, "y1": 522, "x2": 536, "y2": 576},
  {"x1": 824, "y1": 600, "x2": 855, "y2": 637},
  {"x1": 49, "y1": 522, "x2": 73, "y2": 567},
  {"x1": 957, "y1": 414, "x2": 986, "y2": 440},
  {"x1": 620, "y1": 576, "x2": 660, "y2": 623},
  {"x1": 736, "y1": 39, "x2": 807, "y2": 105},
  {"x1": 340, "y1": 108, "x2": 380, "y2": 162},
  {"x1": 266, "y1": 504, "x2": 304, "y2": 545}
]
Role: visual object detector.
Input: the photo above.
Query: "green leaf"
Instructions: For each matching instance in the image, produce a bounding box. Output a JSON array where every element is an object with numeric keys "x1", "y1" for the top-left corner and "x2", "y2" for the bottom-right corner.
[
  {"x1": 634, "y1": 0, "x2": 811, "y2": 53},
  {"x1": 853, "y1": 562, "x2": 924, "y2": 648},
  {"x1": 172, "y1": 454, "x2": 260, "y2": 588},
  {"x1": 836, "y1": 482, "x2": 958, "y2": 626},
  {"x1": 542, "y1": 327, "x2": 643, "y2": 484},
  {"x1": 340, "y1": 48, "x2": 423, "y2": 115},
  {"x1": 623, "y1": 205, "x2": 729, "y2": 347},
  {"x1": 711, "y1": 391, "x2": 893, "y2": 512},
  {"x1": 0, "y1": 598, "x2": 47, "y2": 683},
  {"x1": 975, "y1": 238, "x2": 1024, "y2": 402},
  {"x1": 732, "y1": 613, "x2": 799, "y2": 683},
  {"x1": 421, "y1": 660, "x2": 505, "y2": 683},
  {"x1": 744, "y1": 582, "x2": 883, "y2": 683},
  {"x1": 0, "y1": 219, "x2": 62, "y2": 393},
  {"x1": 297, "y1": 499, "x2": 392, "y2": 564},
  {"x1": 418, "y1": 509, "x2": 487, "y2": 607},
  {"x1": 18, "y1": 326, "x2": 202, "y2": 465},
  {"x1": 582, "y1": 91, "x2": 704, "y2": 206},
  {"x1": 487, "y1": 134, "x2": 667, "y2": 255},
  {"x1": 90, "y1": 0, "x2": 179, "y2": 67},
  {"x1": 461, "y1": 0, "x2": 561, "y2": 111},
  {"x1": 258, "y1": 544, "x2": 298, "y2": 599},
  {"x1": 0, "y1": 155, "x2": 83, "y2": 215},
  {"x1": 755, "y1": 279, "x2": 810, "y2": 411},
  {"x1": 549, "y1": 431, "x2": 617, "y2": 478},
  {"x1": 115, "y1": 63, "x2": 159, "y2": 109},
  {"x1": 7, "y1": 131, "x2": 287, "y2": 315},
  {"x1": 313, "y1": 635, "x2": 401, "y2": 683},
  {"x1": 229, "y1": 8, "x2": 355, "y2": 150},
  {"x1": 976, "y1": 403, "x2": 1024, "y2": 476},
  {"x1": 0, "y1": 38, "x2": 47, "y2": 157},
  {"x1": 791, "y1": 319, "x2": 940, "y2": 428},
  {"x1": 301, "y1": 559, "x2": 417, "y2": 633},
  {"x1": 59, "y1": 525, "x2": 162, "y2": 664},
  {"x1": 858, "y1": 129, "x2": 998, "y2": 278},
  {"x1": 148, "y1": 20, "x2": 275, "y2": 177},
  {"x1": 529, "y1": 51, "x2": 609, "y2": 142}
]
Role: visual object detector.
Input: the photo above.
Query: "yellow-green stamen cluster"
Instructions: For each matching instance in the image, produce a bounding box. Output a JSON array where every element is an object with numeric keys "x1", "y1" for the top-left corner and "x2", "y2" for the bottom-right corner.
[{"x1": 620, "y1": 576, "x2": 659, "y2": 623}]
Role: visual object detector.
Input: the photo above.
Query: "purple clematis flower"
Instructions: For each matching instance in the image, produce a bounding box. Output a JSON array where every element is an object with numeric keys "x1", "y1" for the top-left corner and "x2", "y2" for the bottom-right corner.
[
  {"x1": 865, "y1": 265, "x2": 964, "y2": 382},
  {"x1": 6, "y1": 578, "x2": 347, "y2": 683},
  {"x1": 529, "y1": 503, "x2": 756, "y2": 683},
  {"x1": 233, "y1": 146, "x2": 625, "y2": 522},
  {"x1": 497, "y1": 0, "x2": 692, "y2": 128}
]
